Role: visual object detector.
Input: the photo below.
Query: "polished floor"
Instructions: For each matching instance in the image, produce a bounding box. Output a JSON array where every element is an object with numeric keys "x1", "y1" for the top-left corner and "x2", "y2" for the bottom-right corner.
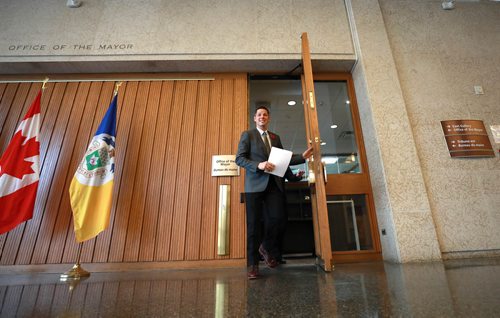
[{"x1": 1, "y1": 257, "x2": 499, "y2": 317}]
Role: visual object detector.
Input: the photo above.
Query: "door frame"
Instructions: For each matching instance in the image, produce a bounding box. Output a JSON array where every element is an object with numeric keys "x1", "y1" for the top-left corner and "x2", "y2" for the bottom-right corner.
[
  {"x1": 301, "y1": 33, "x2": 333, "y2": 271},
  {"x1": 313, "y1": 72, "x2": 382, "y2": 263}
]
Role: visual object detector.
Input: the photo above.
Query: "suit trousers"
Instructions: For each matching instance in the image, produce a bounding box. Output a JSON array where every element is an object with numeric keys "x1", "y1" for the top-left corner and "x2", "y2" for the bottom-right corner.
[{"x1": 245, "y1": 176, "x2": 286, "y2": 266}]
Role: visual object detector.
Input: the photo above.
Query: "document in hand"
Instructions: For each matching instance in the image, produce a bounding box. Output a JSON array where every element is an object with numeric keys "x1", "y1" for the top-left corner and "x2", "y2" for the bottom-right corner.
[{"x1": 266, "y1": 147, "x2": 293, "y2": 177}]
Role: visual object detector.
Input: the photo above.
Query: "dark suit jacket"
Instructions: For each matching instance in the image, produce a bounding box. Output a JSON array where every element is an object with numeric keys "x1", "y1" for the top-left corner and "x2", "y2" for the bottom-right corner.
[{"x1": 235, "y1": 128, "x2": 305, "y2": 193}]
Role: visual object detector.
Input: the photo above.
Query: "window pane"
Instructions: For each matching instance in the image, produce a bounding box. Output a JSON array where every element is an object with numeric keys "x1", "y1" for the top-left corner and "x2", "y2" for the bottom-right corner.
[
  {"x1": 314, "y1": 81, "x2": 361, "y2": 174},
  {"x1": 326, "y1": 195, "x2": 373, "y2": 251},
  {"x1": 249, "y1": 79, "x2": 308, "y2": 179}
]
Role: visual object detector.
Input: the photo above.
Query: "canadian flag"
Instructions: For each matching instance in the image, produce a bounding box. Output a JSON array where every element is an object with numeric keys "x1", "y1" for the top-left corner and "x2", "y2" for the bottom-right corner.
[{"x1": 0, "y1": 91, "x2": 41, "y2": 234}]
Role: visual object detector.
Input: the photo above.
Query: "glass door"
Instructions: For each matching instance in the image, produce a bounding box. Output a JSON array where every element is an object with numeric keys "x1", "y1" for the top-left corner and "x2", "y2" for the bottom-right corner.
[
  {"x1": 313, "y1": 73, "x2": 382, "y2": 263},
  {"x1": 300, "y1": 33, "x2": 333, "y2": 271},
  {"x1": 247, "y1": 38, "x2": 381, "y2": 267}
]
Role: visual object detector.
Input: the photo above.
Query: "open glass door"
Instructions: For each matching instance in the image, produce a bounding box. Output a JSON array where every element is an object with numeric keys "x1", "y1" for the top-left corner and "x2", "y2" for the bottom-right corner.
[{"x1": 300, "y1": 33, "x2": 333, "y2": 271}]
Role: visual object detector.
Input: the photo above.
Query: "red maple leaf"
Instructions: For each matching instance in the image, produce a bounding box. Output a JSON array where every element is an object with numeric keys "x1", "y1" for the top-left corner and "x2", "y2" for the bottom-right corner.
[{"x1": 0, "y1": 131, "x2": 39, "y2": 179}]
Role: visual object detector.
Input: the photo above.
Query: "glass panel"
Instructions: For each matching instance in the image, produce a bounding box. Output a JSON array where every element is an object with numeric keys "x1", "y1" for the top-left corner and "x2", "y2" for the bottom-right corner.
[
  {"x1": 314, "y1": 81, "x2": 361, "y2": 174},
  {"x1": 249, "y1": 79, "x2": 308, "y2": 179},
  {"x1": 326, "y1": 195, "x2": 373, "y2": 251},
  {"x1": 283, "y1": 185, "x2": 314, "y2": 255}
]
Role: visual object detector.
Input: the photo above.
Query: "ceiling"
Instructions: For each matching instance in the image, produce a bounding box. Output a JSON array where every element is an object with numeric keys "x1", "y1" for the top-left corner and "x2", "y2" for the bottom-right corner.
[{"x1": 249, "y1": 79, "x2": 359, "y2": 157}]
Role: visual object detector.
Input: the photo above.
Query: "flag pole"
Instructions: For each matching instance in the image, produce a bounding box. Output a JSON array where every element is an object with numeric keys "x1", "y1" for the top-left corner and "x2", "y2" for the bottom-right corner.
[
  {"x1": 114, "y1": 81, "x2": 123, "y2": 96},
  {"x1": 42, "y1": 77, "x2": 49, "y2": 90},
  {"x1": 60, "y1": 243, "x2": 90, "y2": 281}
]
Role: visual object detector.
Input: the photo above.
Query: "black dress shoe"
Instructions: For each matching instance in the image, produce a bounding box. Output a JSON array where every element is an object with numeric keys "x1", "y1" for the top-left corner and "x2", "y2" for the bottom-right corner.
[{"x1": 258, "y1": 245, "x2": 278, "y2": 268}]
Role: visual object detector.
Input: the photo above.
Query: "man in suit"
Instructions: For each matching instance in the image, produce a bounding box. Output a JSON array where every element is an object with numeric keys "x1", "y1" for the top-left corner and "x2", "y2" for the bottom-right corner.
[{"x1": 236, "y1": 106, "x2": 312, "y2": 279}]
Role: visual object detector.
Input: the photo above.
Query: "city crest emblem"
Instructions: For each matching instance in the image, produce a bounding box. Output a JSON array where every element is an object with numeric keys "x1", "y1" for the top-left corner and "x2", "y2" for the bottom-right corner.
[{"x1": 75, "y1": 133, "x2": 115, "y2": 186}]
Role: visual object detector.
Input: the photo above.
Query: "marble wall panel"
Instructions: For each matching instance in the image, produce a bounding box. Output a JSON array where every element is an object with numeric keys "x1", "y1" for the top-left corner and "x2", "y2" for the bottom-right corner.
[
  {"x1": 353, "y1": 61, "x2": 401, "y2": 262},
  {"x1": 392, "y1": 212, "x2": 442, "y2": 262},
  {"x1": 379, "y1": 0, "x2": 500, "y2": 257},
  {"x1": 0, "y1": 0, "x2": 354, "y2": 60},
  {"x1": 349, "y1": 0, "x2": 441, "y2": 262}
]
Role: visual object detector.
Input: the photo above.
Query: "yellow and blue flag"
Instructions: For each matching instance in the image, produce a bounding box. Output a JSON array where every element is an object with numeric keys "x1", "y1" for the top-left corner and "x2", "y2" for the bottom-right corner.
[{"x1": 69, "y1": 94, "x2": 117, "y2": 242}]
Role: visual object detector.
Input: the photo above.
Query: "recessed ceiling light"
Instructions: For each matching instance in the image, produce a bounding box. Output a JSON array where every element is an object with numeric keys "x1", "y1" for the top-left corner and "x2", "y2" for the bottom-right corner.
[
  {"x1": 322, "y1": 157, "x2": 338, "y2": 164},
  {"x1": 330, "y1": 124, "x2": 338, "y2": 129},
  {"x1": 441, "y1": 0, "x2": 455, "y2": 10},
  {"x1": 346, "y1": 100, "x2": 350, "y2": 104},
  {"x1": 288, "y1": 100, "x2": 296, "y2": 106},
  {"x1": 320, "y1": 142, "x2": 326, "y2": 146}
]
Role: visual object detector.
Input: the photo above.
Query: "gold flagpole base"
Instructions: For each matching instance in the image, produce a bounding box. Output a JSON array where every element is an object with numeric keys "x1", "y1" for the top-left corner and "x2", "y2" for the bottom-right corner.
[{"x1": 60, "y1": 263, "x2": 91, "y2": 281}]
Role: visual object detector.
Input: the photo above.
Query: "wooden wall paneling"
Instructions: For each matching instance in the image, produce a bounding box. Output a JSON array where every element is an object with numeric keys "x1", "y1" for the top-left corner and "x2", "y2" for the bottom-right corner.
[
  {"x1": 0, "y1": 83, "x2": 29, "y2": 152},
  {"x1": 0, "y1": 83, "x2": 42, "y2": 257},
  {"x1": 0, "y1": 83, "x2": 18, "y2": 142},
  {"x1": 44, "y1": 82, "x2": 93, "y2": 264},
  {"x1": 199, "y1": 79, "x2": 222, "y2": 260},
  {"x1": 108, "y1": 81, "x2": 147, "y2": 262},
  {"x1": 91, "y1": 82, "x2": 135, "y2": 263},
  {"x1": 123, "y1": 81, "x2": 160, "y2": 262},
  {"x1": 50, "y1": 82, "x2": 105, "y2": 263},
  {"x1": 91, "y1": 83, "x2": 131, "y2": 263},
  {"x1": 138, "y1": 81, "x2": 174, "y2": 262},
  {"x1": 185, "y1": 80, "x2": 210, "y2": 260},
  {"x1": 8, "y1": 83, "x2": 41, "y2": 153},
  {"x1": 62, "y1": 82, "x2": 114, "y2": 263},
  {"x1": 4, "y1": 82, "x2": 66, "y2": 265},
  {"x1": 0, "y1": 83, "x2": 7, "y2": 106},
  {"x1": 155, "y1": 81, "x2": 187, "y2": 261},
  {"x1": 231, "y1": 74, "x2": 247, "y2": 258},
  {"x1": 0, "y1": 82, "x2": 13, "y2": 138},
  {"x1": 30, "y1": 83, "x2": 79, "y2": 264},
  {"x1": 216, "y1": 78, "x2": 234, "y2": 259},
  {"x1": 0, "y1": 75, "x2": 249, "y2": 267},
  {"x1": 169, "y1": 80, "x2": 199, "y2": 261}
]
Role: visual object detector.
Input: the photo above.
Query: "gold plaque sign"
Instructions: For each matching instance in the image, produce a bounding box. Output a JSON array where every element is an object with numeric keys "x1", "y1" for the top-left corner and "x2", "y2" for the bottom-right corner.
[
  {"x1": 211, "y1": 155, "x2": 240, "y2": 176},
  {"x1": 441, "y1": 120, "x2": 494, "y2": 158}
]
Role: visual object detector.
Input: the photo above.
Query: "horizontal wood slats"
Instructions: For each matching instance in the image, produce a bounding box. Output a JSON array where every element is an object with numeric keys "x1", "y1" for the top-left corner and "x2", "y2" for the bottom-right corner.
[{"x1": 0, "y1": 74, "x2": 247, "y2": 266}]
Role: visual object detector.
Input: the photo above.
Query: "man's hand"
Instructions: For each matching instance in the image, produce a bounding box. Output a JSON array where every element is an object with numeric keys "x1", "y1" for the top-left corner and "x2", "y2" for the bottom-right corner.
[
  {"x1": 302, "y1": 146, "x2": 313, "y2": 159},
  {"x1": 258, "y1": 161, "x2": 275, "y2": 172}
]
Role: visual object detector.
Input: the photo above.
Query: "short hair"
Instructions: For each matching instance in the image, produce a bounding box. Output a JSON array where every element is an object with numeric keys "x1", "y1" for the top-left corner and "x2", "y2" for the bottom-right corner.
[{"x1": 255, "y1": 105, "x2": 270, "y2": 115}]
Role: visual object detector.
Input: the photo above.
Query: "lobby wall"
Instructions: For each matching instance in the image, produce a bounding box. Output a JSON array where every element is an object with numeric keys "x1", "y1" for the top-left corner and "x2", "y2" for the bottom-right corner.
[
  {"x1": 0, "y1": 0, "x2": 354, "y2": 73},
  {"x1": 1, "y1": 0, "x2": 498, "y2": 263},
  {"x1": 350, "y1": 0, "x2": 499, "y2": 261},
  {"x1": 378, "y1": 0, "x2": 500, "y2": 258}
]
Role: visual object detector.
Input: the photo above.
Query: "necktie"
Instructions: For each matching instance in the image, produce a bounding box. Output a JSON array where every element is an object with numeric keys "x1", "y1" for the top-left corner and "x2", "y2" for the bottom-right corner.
[{"x1": 262, "y1": 131, "x2": 271, "y2": 154}]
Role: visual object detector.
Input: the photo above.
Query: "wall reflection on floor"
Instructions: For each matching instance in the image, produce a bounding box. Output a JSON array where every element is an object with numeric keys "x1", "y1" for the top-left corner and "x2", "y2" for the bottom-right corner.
[{"x1": 1, "y1": 258, "x2": 499, "y2": 317}]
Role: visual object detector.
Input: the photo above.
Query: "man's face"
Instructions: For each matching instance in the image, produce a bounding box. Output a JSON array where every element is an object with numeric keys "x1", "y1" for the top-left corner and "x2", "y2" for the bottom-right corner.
[{"x1": 254, "y1": 108, "x2": 269, "y2": 130}]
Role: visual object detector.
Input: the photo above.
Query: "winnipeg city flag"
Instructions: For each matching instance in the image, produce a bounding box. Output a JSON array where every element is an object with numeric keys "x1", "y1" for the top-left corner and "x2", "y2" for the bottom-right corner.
[
  {"x1": 0, "y1": 91, "x2": 41, "y2": 234},
  {"x1": 69, "y1": 94, "x2": 117, "y2": 242}
]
